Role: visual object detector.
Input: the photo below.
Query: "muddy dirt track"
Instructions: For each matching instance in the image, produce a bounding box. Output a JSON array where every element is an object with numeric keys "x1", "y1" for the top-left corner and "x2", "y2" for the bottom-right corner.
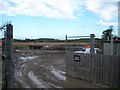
[{"x1": 14, "y1": 49, "x2": 101, "y2": 88}]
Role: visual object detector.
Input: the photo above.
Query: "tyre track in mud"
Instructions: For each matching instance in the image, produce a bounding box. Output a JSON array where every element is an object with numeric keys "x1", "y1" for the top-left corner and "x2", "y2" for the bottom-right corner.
[
  {"x1": 14, "y1": 50, "x2": 66, "y2": 88},
  {"x1": 14, "y1": 50, "x2": 101, "y2": 88}
]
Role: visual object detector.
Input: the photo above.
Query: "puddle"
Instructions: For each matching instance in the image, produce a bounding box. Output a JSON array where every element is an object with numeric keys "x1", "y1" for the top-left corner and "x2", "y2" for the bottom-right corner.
[
  {"x1": 19, "y1": 56, "x2": 38, "y2": 60},
  {"x1": 28, "y1": 71, "x2": 51, "y2": 88},
  {"x1": 51, "y1": 68, "x2": 66, "y2": 81}
]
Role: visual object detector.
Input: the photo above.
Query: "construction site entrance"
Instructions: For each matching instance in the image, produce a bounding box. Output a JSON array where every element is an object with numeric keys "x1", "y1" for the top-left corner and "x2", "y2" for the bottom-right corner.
[{"x1": 0, "y1": 22, "x2": 14, "y2": 88}]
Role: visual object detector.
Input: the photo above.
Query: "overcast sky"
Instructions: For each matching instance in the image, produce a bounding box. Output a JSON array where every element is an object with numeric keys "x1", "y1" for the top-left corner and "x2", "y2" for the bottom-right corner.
[{"x1": 0, "y1": 0, "x2": 119, "y2": 39}]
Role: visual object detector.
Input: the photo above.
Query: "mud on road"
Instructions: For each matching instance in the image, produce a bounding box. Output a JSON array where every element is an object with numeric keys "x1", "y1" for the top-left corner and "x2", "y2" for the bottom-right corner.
[{"x1": 14, "y1": 49, "x2": 101, "y2": 88}]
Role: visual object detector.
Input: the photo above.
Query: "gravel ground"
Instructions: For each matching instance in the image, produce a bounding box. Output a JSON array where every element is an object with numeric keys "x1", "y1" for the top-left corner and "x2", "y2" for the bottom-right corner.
[{"x1": 14, "y1": 49, "x2": 102, "y2": 88}]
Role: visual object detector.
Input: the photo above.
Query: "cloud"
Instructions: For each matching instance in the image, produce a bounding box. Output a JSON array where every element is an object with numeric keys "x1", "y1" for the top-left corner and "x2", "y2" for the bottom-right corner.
[
  {"x1": 85, "y1": 0, "x2": 118, "y2": 21},
  {"x1": 97, "y1": 19, "x2": 118, "y2": 26},
  {"x1": 0, "y1": 0, "x2": 119, "y2": 20},
  {"x1": 0, "y1": 0, "x2": 83, "y2": 19}
]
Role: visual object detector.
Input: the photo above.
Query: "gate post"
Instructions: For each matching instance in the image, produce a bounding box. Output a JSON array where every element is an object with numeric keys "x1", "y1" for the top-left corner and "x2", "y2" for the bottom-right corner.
[
  {"x1": 110, "y1": 35, "x2": 113, "y2": 55},
  {"x1": 90, "y1": 34, "x2": 95, "y2": 81},
  {"x1": 65, "y1": 35, "x2": 68, "y2": 73},
  {"x1": 5, "y1": 24, "x2": 14, "y2": 88},
  {"x1": 65, "y1": 35, "x2": 67, "y2": 54},
  {"x1": 90, "y1": 34, "x2": 95, "y2": 56}
]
